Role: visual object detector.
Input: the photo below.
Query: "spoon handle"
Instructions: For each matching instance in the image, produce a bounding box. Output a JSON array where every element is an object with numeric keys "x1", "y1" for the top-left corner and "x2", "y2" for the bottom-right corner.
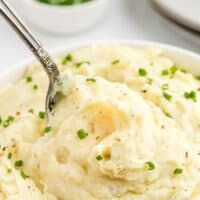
[{"x1": 0, "y1": 0, "x2": 60, "y2": 82}]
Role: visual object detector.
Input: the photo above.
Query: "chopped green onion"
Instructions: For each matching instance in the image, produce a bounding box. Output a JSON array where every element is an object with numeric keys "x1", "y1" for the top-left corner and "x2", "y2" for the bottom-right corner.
[
  {"x1": 96, "y1": 155, "x2": 103, "y2": 161},
  {"x1": 162, "y1": 83, "x2": 169, "y2": 90},
  {"x1": 33, "y1": 84, "x2": 38, "y2": 90},
  {"x1": 15, "y1": 160, "x2": 24, "y2": 167},
  {"x1": 28, "y1": 108, "x2": 34, "y2": 114},
  {"x1": 76, "y1": 61, "x2": 90, "y2": 68},
  {"x1": 44, "y1": 126, "x2": 52, "y2": 133},
  {"x1": 26, "y1": 76, "x2": 32, "y2": 83},
  {"x1": 112, "y1": 59, "x2": 120, "y2": 65},
  {"x1": 174, "y1": 168, "x2": 183, "y2": 175},
  {"x1": 145, "y1": 161, "x2": 155, "y2": 170},
  {"x1": 169, "y1": 65, "x2": 178, "y2": 76},
  {"x1": 195, "y1": 75, "x2": 200, "y2": 81},
  {"x1": 147, "y1": 78, "x2": 153, "y2": 85},
  {"x1": 20, "y1": 170, "x2": 29, "y2": 179},
  {"x1": 7, "y1": 152, "x2": 12, "y2": 159},
  {"x1": 161, "y1": 69, "x2": 169, "y2": 76},
  {"x1": 138, "y1": 68, "x2": 147, "y2": 76},
  {"x1": 7, "y1": 168, "x2": 12, "y2": 174},
  {"x1": 77, "y1": 129, "x2": 88, "y2": 140},
  {"x1": 38, "y1": 111, "x2": 45, "y2": 119},
  {"x1": 62, "y1": 53, "x2": 72, "y2": 65},
  {"x1": 180, "y1": 69, "x2": 187, "y2": 73},
  {"x1": 163, "y1": 92, "x2": 172, "y2": 101},
  {"x1": 0, "y1": 117, "x2": 2, "y2": 124},
  {"x1": 2, "y1": 116, "x2": 15, "y2": 128},
  {"x1": 86, "y1": 78, "x2": 96, "y2": 83},
  {"x1": 184, "y1": 91, "x2": 197, "y2": 102}
]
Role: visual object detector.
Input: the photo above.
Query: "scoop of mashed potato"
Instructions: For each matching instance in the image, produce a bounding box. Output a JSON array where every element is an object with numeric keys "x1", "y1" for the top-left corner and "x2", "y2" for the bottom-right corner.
[{"x1": 0, "y1": 44, "x2": 200, "y2": 200}]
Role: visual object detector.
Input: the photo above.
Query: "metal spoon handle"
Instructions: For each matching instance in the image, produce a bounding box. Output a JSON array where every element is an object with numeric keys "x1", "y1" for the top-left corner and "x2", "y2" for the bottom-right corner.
[{"x1": 0, "y1": 0, "x2": 60, "y2": 82}]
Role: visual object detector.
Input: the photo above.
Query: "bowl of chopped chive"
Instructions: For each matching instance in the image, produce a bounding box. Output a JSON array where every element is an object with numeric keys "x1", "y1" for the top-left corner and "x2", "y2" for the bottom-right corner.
[{"x1": 15, "y1": 0, "x2": 110, "y2": 34}]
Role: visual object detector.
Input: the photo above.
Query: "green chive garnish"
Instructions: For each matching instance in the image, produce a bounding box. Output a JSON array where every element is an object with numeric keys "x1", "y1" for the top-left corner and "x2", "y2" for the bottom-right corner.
[
  {"x1": 62, "y1": 53, "x2": 72, "y2": 65},
  {"x1": 77, "y1": 129, "x2": 88, "y2": 140},
  {"x1": 15, "y1": 160, "x2": 24, "y2": 167},
  {"x1": 7, "y1": 152, "x2": 12, "y2": 159},
  {"x1": 86, "y1": 78, "x2": 96, "y2": 83},
  {"x1": 163, "y1": 92, "x2": 172, "y2": 101},
  {"x1": 96, "y1": 155, "x2": 103, "y2": 161},
  {"x1": 76, "y1": 61, "x2": 90, "y2": 68},
  {"x1": 112, "y1": 59, "x2": 120, "y2": 65},
  {"x1": 26, "y1": 76, "x2": 32, "y2": 83},
  {"x1": 145, "y1": 161, "x2": 155, "y2": 170},
  {"x1": 174, "y1": 168, "x2": 183, "y2": 175},
  {"x1": 38, "y1": 111, "x2": 45, "y2": 119},
  {"x1": 138, "y1": 68, "x2": 147, "y2": 76},
  {"x1": 161, "y1": 69, "x2": 169, "y2": 76},
  {"x1": 184, "y1": 91, "x2": 197, "y2": 102},
  {"x1": 20, "y1": 170, "x2": 29, "y2": 179},
  {"x1": 44, "y1": 126, "x2": 52, "y2": 133}
]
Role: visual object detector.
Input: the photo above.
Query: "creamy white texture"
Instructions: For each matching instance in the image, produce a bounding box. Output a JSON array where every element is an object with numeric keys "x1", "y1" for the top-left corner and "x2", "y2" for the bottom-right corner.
[{"x1": 0, "y1": 44, "x2": 200, "y2": 199}]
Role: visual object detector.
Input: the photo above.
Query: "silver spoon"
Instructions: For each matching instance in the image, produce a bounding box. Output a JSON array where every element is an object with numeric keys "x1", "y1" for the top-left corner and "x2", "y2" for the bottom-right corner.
[{"x1": 0, "y1": 0, "x2": 62, "y2": 122}]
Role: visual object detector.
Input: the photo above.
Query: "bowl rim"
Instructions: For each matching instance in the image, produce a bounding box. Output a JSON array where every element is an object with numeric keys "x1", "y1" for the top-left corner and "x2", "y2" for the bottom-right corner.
[
  {"x1": 20, "y1": 0, "x2": 109, "y2": 12},
  {"x1": 1, "y1": 39, "x2": 200, "y2": 81}
]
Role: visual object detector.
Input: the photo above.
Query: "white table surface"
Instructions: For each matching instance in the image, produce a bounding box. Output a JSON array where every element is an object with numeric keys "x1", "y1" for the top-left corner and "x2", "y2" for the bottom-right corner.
[{"x1": 0, "y1": 0, "x2": 199, "y2": 71}]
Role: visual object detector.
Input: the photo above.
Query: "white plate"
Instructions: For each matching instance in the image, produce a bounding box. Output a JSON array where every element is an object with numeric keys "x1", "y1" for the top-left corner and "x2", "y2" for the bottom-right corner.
[
  {"x1": 0, "y1": 40, "x2": 200, "y2": 87},
  {"x1": 152, "y1": 0, "x2": 200, "y2": 32}
]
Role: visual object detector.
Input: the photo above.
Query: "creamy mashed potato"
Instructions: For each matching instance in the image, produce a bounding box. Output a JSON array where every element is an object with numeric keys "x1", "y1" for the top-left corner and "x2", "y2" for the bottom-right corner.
[{"x1": 0, "y1": 44, "x2": 200, "y2": 200}]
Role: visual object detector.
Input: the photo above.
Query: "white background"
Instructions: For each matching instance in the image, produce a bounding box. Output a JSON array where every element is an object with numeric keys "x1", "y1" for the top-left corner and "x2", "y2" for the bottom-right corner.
[{"x1": 0, "y1": 0, "x2": 199, "y2": 71}]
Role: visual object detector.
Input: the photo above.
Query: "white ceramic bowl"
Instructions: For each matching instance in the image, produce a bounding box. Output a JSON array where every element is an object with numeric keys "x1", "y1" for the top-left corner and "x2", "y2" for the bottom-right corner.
[
  {"x1": 13, "y1": 0, "x2": 110, "y2": 34},
  {"x1": 1, "y1": 40, "x2": 200, "y2": 87}
]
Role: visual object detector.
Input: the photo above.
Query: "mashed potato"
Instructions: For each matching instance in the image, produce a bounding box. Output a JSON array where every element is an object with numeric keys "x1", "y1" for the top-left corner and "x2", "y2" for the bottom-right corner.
[{"x1": 0, "y1": 44, "x2": 200, "y2": 200}]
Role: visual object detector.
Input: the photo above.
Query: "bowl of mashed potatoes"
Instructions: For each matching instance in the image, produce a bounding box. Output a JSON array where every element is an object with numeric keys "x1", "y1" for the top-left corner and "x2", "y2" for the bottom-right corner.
[{"x1": 0, "y1": 40, "x2": 200, "y2": 200}]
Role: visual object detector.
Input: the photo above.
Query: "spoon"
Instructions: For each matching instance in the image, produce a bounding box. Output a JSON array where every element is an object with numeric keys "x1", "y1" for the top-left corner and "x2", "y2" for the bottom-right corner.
[{"x1": 0, "y1": 0, "x2": 62, "y2": 122}]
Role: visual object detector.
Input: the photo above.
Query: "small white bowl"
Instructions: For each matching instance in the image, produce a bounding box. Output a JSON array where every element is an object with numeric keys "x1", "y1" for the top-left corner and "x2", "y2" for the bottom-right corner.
[{"x1": 15, "y1": 0, "x2": 110, "y2": 34}]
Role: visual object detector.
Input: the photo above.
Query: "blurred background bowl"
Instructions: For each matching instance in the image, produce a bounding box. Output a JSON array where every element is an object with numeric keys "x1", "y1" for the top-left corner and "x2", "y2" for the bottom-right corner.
[{"x1": 15, "y1": 0, "x2": 110, "y2": 35}]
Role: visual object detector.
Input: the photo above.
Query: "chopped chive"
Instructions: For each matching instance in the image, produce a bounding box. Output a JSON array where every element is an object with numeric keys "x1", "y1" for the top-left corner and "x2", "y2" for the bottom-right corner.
[
  {"x1": 164, "y1": 111, "x2": 172, "y2": 118},
  {"x1": 44, "y1": 126, "x2": 52, "y2": 133},
  {"x1": 180, "y1": 69, "x2": 187, "y2": 73},
  {"x1": 161, "y1": 69, "x2": 169, "y2": 76},
  {"x1": 8, "y1": 116, "x2": 14, "y2": 122},
  {"x1": 2, "y1": 121, "x2": 9, "y2": 128},
  {"x1": 86, "y1": 78, "x2": 96, "y2": 83},
  {"x1": 28, "y1": 108, "x2": 34, "y2": 114},
  {"x1": 162, "y1": 83, "x2": 169, "y2": 90},
  {"x1": 2, "y1": 116, "x2": 15, "y2": 128},
  {"x1": 0, "y1": 117, "x2": 2, "y2": 124},
  {"x1": 145, "y1": 161, "x2": 155, "y2": 170},
  {"x1": 62, "y1": 53, "x2": 72, "y2": 65},
  {"x1": 26, "y1": 76, "x2": 32, "y2": 83},
  {"x1": 174, "y1": 168, "x2": 183, "y2": 175},
  {"x1": 33, "y1": 84, "x2": 38, "y2": 90},
  {"x1": 169, "y1": 65, "x2": 178, "y2": 76},
  {"x1": 20, "y1": 170, "x2": 29, "y2": 179},
  {"x1": 112, "y1": 59, "x2": 120, "y2": 65},
  {"x1": 96, "y1": 155, "x2": 103, "y2": 161},
  {"x1": 184, "y1": 91, "x2": 197, "y2": 102},
  {"x1": 138, "y1": 68, "x2": 147, "y2": 76},
  {"x1": 15, "y1": 160, "x2": 24, "y2": 167},
  {"x1": 147, "y1": 78, "x2": 153, "y2": 85},
  {"x1": 38, "y1": 111, "x2": 45, "y2": 119},
  {"x1": 7, "y1": 168, "x2": 12, "y2": 174},
  {"x1": 77, "y1": 129, "x2": 88, "y2": 140},
  {"x1": 163, "y1": 92, "x2": 172, "y2": 101},
  {"x1": 7, "y1": 152, "x2": 12, "y2": 159},
  {"x1": 195, "y1": 75, "x2": 200, "y2": 81},
  {"x1": 76, "y1": 61, "x2": 90, "y2": 68}
]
